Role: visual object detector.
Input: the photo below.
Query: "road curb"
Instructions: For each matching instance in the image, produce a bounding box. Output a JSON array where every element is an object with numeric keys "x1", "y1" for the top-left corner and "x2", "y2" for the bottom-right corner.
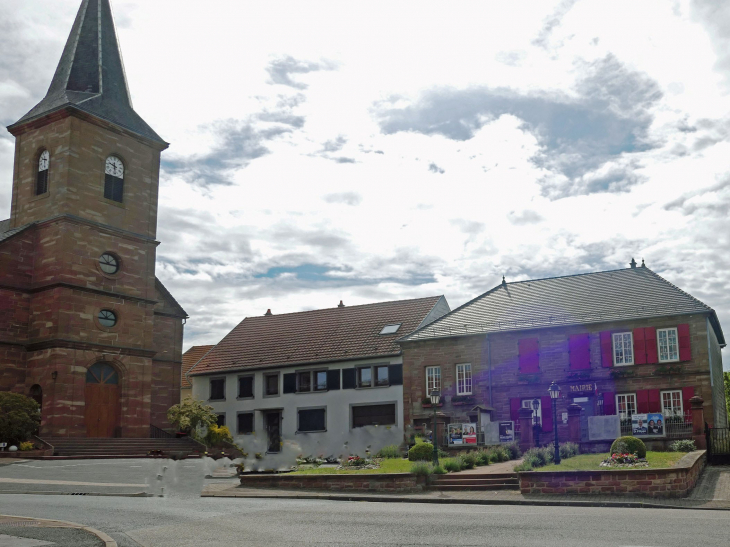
[
  {"x1": 0, "y1": 490, "x2": 152, "y2": 497},
  {"x1": 1, "y1": 514, "x2": 117, "y2": 546},
  {"x1": 201, "y1": 491, "x2": 730, "y2": 511}
]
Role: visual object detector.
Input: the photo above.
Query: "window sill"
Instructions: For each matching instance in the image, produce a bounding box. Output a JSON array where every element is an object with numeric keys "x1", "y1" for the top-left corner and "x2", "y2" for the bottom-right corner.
[
  {"x1": 296, "y1": 429, "x2": 327, "y2": 434},
  {"x1": 208, "y1": 398, "x2": 226, "y2": 402},
  {"x1": 236, "y1": 396, "x2": 255, "y2": 401},
  {"x1": 263, "y1": 394, "x2": 280, "y2": 398},
  {"x1": 30, "y1": 192, "x2": 51, "y2": 202},
  {"x1": 356, "y1": 384, "x2": 391, "y2": 390},
  {"x1": 295, "y1": 390, "x2": 329, "y2": 394},
  {"x1": 102, "y1": 197, "x2": 126, "y2": 209}
]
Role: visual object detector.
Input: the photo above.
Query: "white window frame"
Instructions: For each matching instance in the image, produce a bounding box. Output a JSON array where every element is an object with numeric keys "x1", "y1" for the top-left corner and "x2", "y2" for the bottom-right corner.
[
  {"x1": 456, "y1": 363, "x2": 472, "y2": 396},
  {"x1": 616, "y1": 393, "x2": 637, "y2": 419},
  {"x1": 661, "y1": 390, "x2": 683, "y2": 418},
  {"x1": 425, "y1": 366, "x2": 441, "y2": 394},
  {"x1": 612, "y1": 332, "x2": 634, "y2": 366},
  {"x1": 657, "y1": 328, "x2": 680, "y2": 363},
  {"x1": 521, "y1": 399, "x2": 542, "y2": 425}
]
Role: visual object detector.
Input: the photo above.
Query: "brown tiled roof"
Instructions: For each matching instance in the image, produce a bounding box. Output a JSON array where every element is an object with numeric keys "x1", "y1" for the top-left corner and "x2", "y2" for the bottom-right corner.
[
  {"x1": 190, "y1": 296, "x2": 446, "y2": 376},
  {"x1": 181, "y1": 345, "x2": 215, "y2": 388}
]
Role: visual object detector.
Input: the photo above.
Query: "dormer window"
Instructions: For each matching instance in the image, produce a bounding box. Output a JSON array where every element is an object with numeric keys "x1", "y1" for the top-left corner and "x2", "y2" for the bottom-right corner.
[
  {"x1": 104, "y1": 156, "x2": 124, "y2": 203},
  {"x1": 37, "y1": 150, "x2": 49, "y2": 195},
  {"x1": 379, "y1": 324, "x2": 401, "y2": 335}
]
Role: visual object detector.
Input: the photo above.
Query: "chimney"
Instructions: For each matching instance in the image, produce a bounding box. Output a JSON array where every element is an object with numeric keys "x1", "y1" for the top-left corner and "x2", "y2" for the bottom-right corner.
[
  {"x1": 338, "y1": 300, "x2": 345, "y2": 308},
  {"x1": 630, "y1": 258, "x2": 637, "y2": 269},
  {"x1": 264, "y1": 309, "x2": 272, "y2": 316}
]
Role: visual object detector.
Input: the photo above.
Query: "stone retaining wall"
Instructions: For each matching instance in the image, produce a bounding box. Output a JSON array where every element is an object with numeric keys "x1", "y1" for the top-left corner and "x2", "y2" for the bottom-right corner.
[
  {"x1": 240, "y1": 472, "x2": 426, "y2": 493},
  {"x1": 519, "y1": 450, "x2": 706, "y2": 498}
]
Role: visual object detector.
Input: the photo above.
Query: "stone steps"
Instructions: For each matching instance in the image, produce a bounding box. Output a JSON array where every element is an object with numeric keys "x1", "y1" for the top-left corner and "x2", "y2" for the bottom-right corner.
[
  {"x1": 40, "y1": 437, "x2": 204, "y2": 458},
  {"x1": 430, "y1": 472, "x2": 520, "y2": 491}
]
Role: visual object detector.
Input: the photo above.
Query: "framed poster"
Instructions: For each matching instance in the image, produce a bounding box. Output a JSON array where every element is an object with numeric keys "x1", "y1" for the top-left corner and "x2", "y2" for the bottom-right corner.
[
  {"x1": 448, "y1": 423, "x2": 478, "y2": 445},
  {"x1": 631, "y1": 413, "x2": 665, "y2": 437},
  {"x1": 498, "y1": 421, "x2": 514, "y2": 443}
]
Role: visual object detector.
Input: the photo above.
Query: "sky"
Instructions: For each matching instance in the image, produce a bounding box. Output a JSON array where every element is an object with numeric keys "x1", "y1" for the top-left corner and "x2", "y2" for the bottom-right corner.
[{"x1": 1, "y1": 0, "x2": 730, "y2": 363}]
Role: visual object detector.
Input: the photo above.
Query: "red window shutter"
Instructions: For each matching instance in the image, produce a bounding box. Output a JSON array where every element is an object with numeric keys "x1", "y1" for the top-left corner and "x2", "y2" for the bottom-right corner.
[
  {"x1": 636, "y1": 389, "x2": 649, "y2": 413},
  {"x1": 600, "y1": 331, "x2": 613, "y2": 367},
  {"x1": 648, "y1": 389, "x2": 661, "y2": 413},
  {"x1": 603, "y1": 392, "x2": 616, "y2": 415},
  {"x1": 540, "y1": 396, "x2": 553, "y2": 432},
  {"x1": 518, "y1": 338, "x2": 539, "y2": 373},
  {"x1": 678, "y1": 324, "x2": 691, "y2": 361},
  {"x1": 510, "y1": 398, "x2": 520, "y2": 423},
  {"x1": 569, "y1": 333, "x2": 591, "y2": 370},
  {"x1": 633, "y1": 328, "x2": 646, "y2": 365},
  {"x1": 645, "y1": 327, "x2": 658, "y2": 364},
  {"x1": 682, "y1": 386, "x2": 694, "y2": 412}
]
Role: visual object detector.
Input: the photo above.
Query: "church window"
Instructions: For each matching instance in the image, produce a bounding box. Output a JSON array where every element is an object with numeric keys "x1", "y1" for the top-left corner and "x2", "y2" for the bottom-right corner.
[
  {"x1": 98, "y1": 309, "x2": 117, "y2": 328},
  {"x1": 104, "y1": 156, "x2": 125, "y2": 203},
  {"x1": 99, "y1": 253, "x2": 120, "y2": 275},
  {"x1": 37, "y1": 150, "x2": 50, "y2": 195}
]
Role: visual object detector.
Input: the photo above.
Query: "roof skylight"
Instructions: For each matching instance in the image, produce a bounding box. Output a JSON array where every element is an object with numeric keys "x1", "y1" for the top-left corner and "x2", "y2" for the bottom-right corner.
[{"x1": 379, "y1": 324, "x2": 401, "y2": 335}]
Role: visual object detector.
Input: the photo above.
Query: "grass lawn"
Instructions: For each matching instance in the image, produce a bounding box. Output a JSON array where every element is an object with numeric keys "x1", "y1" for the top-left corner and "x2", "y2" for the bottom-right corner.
[
  {"x1": 291, "y1": 458, "x2": 413, "y2": 475},
  {"x1": 536, "y1": 451, "x2": 685, "y2": 472}
]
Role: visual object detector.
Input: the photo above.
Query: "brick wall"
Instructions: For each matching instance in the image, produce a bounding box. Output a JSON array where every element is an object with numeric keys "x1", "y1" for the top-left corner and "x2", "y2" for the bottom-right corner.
[
  {"x1": 240, "y1": 473, "x2": 426, "y2": 493},
  {"x1": 519, "y1": 450, "x2": 706, "y2": 498},
  {"x1": 401, "y1": 312, "x2": 723, "y2": 440}
]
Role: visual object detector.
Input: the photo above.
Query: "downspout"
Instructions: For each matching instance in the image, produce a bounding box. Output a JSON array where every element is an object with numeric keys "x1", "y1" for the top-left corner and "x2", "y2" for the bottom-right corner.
[{"x1": 487, "y1": 334, "x2": 492, "y2": 407}]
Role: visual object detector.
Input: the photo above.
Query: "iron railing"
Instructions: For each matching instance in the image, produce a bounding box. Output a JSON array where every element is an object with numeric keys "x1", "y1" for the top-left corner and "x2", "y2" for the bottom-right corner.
[{"x1": 149, "y1": 424, "x2": 176, "y2": 439}]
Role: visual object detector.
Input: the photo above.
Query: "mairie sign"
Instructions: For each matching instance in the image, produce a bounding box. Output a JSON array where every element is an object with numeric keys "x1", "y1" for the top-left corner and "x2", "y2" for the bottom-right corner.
[{"x1": 568, "y1": 383, "x2": 596, "y2": 395}]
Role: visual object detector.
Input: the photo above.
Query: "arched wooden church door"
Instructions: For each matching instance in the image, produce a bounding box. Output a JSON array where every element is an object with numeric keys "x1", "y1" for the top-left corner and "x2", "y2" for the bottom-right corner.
[{"x1": 85, "y1": 363, "x2": 120, "y2": 438}]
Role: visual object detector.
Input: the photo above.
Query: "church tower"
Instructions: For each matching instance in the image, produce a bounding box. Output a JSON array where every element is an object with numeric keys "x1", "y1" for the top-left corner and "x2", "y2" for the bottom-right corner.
[{"x1": 1, "y1": 0, "x2": 187, "y2": 438}]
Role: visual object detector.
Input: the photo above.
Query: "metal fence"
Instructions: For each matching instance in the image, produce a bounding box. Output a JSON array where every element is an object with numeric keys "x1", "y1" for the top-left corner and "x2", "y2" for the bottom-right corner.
[{"x1": 619, "y1": 412, "x2": 692, "y2": 439}]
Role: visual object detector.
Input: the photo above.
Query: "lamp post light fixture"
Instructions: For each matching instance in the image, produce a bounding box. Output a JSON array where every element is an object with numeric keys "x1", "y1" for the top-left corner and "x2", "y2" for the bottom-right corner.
[
  {"x1": 430, "y1": 390, "x2": 441, "y2": 466},
  {"x1": 531, "y1": 398, "x2": 541, "y2": 447},
  {"x1": 548, "y1": 381, "x2": 561, "y2": 464}
]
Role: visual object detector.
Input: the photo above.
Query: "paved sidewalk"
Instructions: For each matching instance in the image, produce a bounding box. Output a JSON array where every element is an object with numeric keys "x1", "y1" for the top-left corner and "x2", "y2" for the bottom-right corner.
[
  {"x1": 0, "y1": 515, "x2": 116, "y2": 547},
  {"x1": 204, "y1": 464, "x2": 730, "y2": 511}
]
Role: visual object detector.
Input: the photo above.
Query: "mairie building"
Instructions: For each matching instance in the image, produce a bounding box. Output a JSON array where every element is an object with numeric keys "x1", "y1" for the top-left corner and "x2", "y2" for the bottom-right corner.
[{"x1": 0, "y1": 0, "x2": 186, "y2": 438}]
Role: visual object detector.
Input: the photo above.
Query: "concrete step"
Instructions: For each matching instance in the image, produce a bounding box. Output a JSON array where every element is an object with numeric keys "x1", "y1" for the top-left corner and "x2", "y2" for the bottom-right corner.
[
  {"x1": 432, "y1": 478, "x2": 519, "y2": 486},
  {"x1": 432, "y1": 483, "x2": 519, "y2": 491}
]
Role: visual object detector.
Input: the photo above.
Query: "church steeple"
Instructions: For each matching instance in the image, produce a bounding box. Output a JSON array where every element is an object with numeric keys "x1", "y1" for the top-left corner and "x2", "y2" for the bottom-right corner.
[{"x1": 8, "y1": 0, "x2": 165, "y2": 145}]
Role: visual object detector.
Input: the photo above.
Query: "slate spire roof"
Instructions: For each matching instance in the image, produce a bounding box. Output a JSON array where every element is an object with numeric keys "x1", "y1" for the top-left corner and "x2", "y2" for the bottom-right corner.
[
  {"x1": 399, "y1": 266, "x2": 725, "y2": 345},
  {"x1": 8, "y1": 0, "x2": 165, "y2": 145}
]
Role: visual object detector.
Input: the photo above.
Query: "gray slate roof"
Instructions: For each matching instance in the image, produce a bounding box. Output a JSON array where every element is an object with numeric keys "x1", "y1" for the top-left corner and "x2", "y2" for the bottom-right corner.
[
  {"x1": 0, "y1": 219, "x2": 32, "y2": 244},
  {"x1": 399, "y1": 266, "x2": 724, "y2": 344},
  {"x1": 8, "y1": 0, "x2": 165, "y2": 145}
]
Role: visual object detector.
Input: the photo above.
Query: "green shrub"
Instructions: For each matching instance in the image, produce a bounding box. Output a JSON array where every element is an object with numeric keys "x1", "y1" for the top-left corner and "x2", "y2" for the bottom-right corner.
[
  {"x1": 610, "y1": 436, "x2": 647, "y2": 458},
  {"x1": 670, "y1": 439, "x2": 697, "y2": 452},
  {"x1": 460, "y1": 453, "x2": 477, "y2": 469},
  {"x1": 438, "y1": 448, "x2": 449, "y2": 459},
  {"x1": 539, "y1": 446, "x2": 555, "y2": 465},
  {"x1": 475, "y1": 450, "x2": 491, "y2": 466},
  {"x1": 167, "y1": 398, "x2": 217, "y2": 435},
  {"x1": 504, "y1": 442, "x2": 521, "y2": 460},
  {"x1": 496, "y1": 446, "x2": 511, "y2": 462},
  {"x1": 442, "y1": 457, "x2": 462, "y2": 472},
  {"x1": 410, "y1": 462, "x2": 434, "y2": 476},
  {"x1": 0, "y1": 392, "x2": 40, "y2": 445},
  {"x1": 205, "y1": 424, "x2": 234, "y2": 447},
  {"x1": 514, "y1": 459, "x2": 534, "y2": 472},
  {"x1": 432, "y1": 465, "x2": 447, "y2": 475},
  {"x1": 523, "y1": 447, "x2": 544, "y2": 467},
  {"x1": 376, "y1": 445, "x2": 402, "y2": 459},
  {"x1": 408, "y1": 442, "x2": 434, "y2": 461},
  {"x1": 486, "y1": 449, "x2": 500, "y2": 463},
  {"x1": 559, "y1": 442, "x2": 580, "y2": 459}
]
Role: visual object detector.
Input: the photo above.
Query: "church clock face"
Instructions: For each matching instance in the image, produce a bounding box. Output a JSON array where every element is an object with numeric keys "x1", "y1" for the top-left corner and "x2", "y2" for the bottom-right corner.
[
  {"x1": 39, "y1": 150, "x2": 49, "y2": 171},
  {"x1": 105, "y1": 156, "x2": 124, "y2": 178}
]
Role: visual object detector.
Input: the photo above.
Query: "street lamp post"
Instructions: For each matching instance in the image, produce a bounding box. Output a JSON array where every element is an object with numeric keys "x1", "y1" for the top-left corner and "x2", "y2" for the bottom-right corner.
[
  {"x1": 430, "y1": 390, "x2": 441, "y2": 466},
  {"x1": 549, "y1": 381, "x2": 561, "y2": 464}
]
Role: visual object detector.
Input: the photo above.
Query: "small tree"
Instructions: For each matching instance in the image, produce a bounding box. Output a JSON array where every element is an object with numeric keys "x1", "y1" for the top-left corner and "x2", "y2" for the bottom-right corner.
[
  {"x1": 167, "y1": 398, "x2": 217, "y2": 435},
  {"x1": 0, "y1": 392, "x2": 41, "y2": 445}
]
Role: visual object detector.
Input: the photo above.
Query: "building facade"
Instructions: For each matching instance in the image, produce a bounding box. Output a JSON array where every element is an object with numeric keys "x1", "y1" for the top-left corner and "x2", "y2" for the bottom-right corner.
[
  {"x1": 189, "y1": 297, "x2": 450, "y2": 465},
  {"x1": 399, "y1": 263, "x2": 727, "y2": 447},
  {"x1": 0, "y1": 0, "x2": 186, "y2": 438}
]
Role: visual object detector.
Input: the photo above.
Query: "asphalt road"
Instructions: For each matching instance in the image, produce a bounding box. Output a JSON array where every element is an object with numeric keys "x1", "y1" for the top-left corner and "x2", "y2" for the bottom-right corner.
[{"x1": 0, "y1": 459, "x2": 728, "y2": 546}]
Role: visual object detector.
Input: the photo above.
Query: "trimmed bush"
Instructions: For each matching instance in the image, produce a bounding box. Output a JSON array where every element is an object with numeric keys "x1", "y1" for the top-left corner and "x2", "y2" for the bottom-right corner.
[
  {"x1": 504, "y1": 442, "x2": 521, "y2": 460},
  {"x1": 670, "y1": 439, "x2": 697, "y2": 452},
  {"x1": 376, "y1": 445, "x2": 402, "y2": 459},
  {"x1": 475, "y1": 450, "x2": 491, "y2": 466},
  {"x1": 559, "y1": 442, "x2": 580, "y2": 460},
  {"x1": 432, "y1": 465, "x2": 447, "y2": 475},
  {"x1": 408, "y1": 442, "x2": 434, "y2": 461},
  {"x1": 610, "y1": 436, "x2": 647, "y2": 458},
  {"x1": 410, "y1": 462, "x2": 433, "y2": 476},
  {"x1": 460, "y1": 453, "x2": 477, "y2": 469},
  {"x1": 442, "y1": 457, "x2": 462, "y2": 473}
]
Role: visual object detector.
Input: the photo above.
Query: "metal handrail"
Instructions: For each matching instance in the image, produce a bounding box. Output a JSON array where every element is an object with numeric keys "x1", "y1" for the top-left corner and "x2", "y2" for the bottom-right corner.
[{"x1": 149, "y1": 424, "x2": 176, "y2": 439}]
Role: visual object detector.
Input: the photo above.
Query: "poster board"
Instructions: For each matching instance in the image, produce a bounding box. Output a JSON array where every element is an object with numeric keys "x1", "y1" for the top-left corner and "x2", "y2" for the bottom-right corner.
[
  {"x1": 448, "y1": 423, "x2": 478, "y2": 445},
  {"x1": 631, "y1": 413, "x2": 665, "y2": 437},
  {"x1": 498, "y1": 421, "x2": 514, "y2": 443}
]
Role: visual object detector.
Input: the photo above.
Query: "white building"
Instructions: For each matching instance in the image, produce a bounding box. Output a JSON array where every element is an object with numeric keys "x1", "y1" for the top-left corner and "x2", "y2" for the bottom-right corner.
[{"x1": 189, "y1": 296, "x2": 449, "y2": 467}]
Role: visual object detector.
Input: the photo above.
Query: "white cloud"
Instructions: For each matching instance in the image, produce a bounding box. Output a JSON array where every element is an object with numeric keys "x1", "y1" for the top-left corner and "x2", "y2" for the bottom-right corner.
[{"x1": 1, "y1": 0, "x2": 729, "y2": 367}]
